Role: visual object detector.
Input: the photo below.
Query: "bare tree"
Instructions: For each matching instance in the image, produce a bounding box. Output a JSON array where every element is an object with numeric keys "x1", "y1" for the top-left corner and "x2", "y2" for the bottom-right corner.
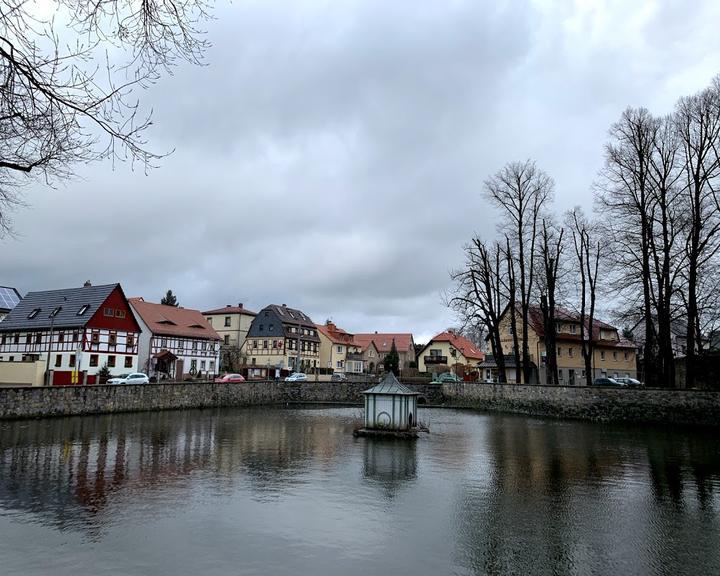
[
  {"x1": 484, "y1": 160, "x2": 553, "y2": 384},
  {"x1": 567, "y1": 208, "x2": 600, "y2": 387},
  {"x1": 538, "y1": 219, "x2": 564, "y2": 385},
  {"x1": 448, "y1": 238, "x2": 508, "y2": 383},
  {"x1": 675, "y1": 78, "x2": 720, "y2": 388},
  {"x1": 0, "y1": 0, "x2": 212, "y2": 234}
]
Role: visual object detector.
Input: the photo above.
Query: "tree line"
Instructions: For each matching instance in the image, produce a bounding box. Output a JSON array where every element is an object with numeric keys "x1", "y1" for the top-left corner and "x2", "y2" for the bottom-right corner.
[{"x1": 449, "y1": 76, "x2": 720, "y2": 388}]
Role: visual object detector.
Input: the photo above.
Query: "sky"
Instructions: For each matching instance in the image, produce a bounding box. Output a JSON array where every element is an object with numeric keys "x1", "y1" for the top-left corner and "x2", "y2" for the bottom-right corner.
[{"x1": 1, "y1": 0, "x2": 719, "y2": 343}]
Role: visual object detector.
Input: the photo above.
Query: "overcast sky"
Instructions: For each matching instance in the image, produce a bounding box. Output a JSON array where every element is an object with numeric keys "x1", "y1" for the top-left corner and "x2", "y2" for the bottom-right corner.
[{"x1": 1, "y1": 0, "x2": 719, "y2": 342}]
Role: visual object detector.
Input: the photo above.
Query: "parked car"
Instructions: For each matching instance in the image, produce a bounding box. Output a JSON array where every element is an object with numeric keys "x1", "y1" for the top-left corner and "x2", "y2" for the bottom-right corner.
[
  {"x1": 331, "y1": 372, "x2": 347, "y2": 382},
  {"x1": 614, "y1": 377, "x2": 643, "y2": 387},
  {"x1": 214, "y1": 373, "x2": 246, "y2": 383},
  {"x1": 285, "y1": 372, "x2": 308, "y2": 382},
  {"x1": 109, "y1": 373, "x2": 149, "y2": 385},
  {"x1": 592, "y1": 377, "x2": 624, "y2": 387},
  {"x1": 433, "y1": 372, "x2": 462, "y2": 383}
]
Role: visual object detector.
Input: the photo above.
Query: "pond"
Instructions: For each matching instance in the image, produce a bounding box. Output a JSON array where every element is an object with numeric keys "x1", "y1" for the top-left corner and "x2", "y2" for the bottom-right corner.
[{"x1": 0, "y1": 407, "x2": 719, "y2": 575}]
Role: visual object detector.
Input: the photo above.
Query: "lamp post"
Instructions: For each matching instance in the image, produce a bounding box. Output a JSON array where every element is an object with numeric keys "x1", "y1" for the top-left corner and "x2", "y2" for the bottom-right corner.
[{"x1": 43, "y1": 305, "x2": 62, "y2": 386}]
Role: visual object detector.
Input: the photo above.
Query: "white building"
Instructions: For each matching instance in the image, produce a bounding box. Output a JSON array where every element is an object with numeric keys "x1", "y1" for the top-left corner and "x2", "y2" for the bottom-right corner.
[{"x1": 129, "y1": 298, "x2": 221, "y2": 380}]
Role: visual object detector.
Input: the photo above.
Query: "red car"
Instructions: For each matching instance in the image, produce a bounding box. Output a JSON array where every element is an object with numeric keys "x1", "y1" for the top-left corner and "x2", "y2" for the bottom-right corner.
[{"x1": 214, "y1": 373, "x2": 246, "y2": 383}]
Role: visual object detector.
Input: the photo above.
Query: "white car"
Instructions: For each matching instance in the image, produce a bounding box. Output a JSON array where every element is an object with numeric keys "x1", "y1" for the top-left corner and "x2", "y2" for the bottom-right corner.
[
  {"x1": 108, "y1": 373, "x2": 149, "y2": 385},
  {"x1": 284, "y1": 372, "x2": 308, "y2": 382}
]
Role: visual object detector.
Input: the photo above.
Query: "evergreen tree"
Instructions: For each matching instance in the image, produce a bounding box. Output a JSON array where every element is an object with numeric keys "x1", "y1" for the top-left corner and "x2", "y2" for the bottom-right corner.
[
  {"x1": 161, "y1": 290, "x2": 179, "y2": 307},
  {"x1": 383, "y1": 339, "x2": 400, "y2": 376}
]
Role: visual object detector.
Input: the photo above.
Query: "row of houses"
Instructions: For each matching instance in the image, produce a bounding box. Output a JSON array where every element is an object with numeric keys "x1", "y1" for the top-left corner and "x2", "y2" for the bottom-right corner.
[{"x1": 0, "y1": 281, "x2": 638, "y2": 385}]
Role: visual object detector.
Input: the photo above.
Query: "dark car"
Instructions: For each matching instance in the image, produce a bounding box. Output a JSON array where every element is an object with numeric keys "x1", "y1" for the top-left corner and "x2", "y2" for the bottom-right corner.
[
  {"x1": 592, "y1": 377, "x2": 625, "y2": 387},
  {"x1": 614, "y1": 377, "x2": 643, "y2": 387}
]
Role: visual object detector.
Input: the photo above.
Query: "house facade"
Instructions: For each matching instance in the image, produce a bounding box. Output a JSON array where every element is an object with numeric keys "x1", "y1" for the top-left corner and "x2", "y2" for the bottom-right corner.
[
  {"x1": 417, "y1": 330, "x2": 485, "y2": 374},
  {"x1": 496, "y1": 306, "x2": 637, "y2": 385},
  {"x1": 203, "y1": 303, "x2": 257, "y2": 370},
  {"x1": 129, "y1": 298, "x2": 221, "y2": 380},
  {"x1": 241, "y1": 304, "x2": 321, "y2": 372},
  {"x1": 0, "y1": 282, "x2": 141, "y2": 384},
  {"x1": 0, "y1": 286, "x2": 21, "y2": 322},
  {"x1": 317, "y1": 321, "x2": 364, "y2": 374},
  {"x1": 353, "y1": 333, "x2": 416, "y2": 373}
]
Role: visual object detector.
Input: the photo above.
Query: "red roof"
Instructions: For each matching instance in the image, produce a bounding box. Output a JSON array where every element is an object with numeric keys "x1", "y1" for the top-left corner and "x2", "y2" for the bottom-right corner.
[
  {"x1": 526, "y1": 306, "x2": 635, "y2": 349},
  {"x1": 316, "y1": 322, "x2": 357, "y2": 346},
  {"x1": 129, "y1": 298, "x2": 221, "y2": 340},
  {"x1": 353, "y1": 333, "x2": 414, "y2": 354},
  {"x1": 203, "y1": 304, "x2": 257, "y2": 316},
  {"x1": 428, "y1": 331, "x2": 485, "y2": 361}
]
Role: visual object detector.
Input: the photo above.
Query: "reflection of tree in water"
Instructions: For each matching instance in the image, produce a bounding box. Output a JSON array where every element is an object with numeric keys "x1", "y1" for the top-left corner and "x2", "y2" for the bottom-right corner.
[
  {"x1": 0, "y1": 408, "x2": 356, "y2": 534},
  {"x1": 361, "y1": 438, "x2": 417, "y2": 500},
  {"x1": 453, "y1": 416, "x2": 720, "y2": 576}
]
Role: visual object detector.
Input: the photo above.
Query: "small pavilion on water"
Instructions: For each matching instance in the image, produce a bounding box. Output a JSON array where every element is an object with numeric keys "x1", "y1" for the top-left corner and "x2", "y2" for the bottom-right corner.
[{"x1": 362, "y1": 372, "x2": 419, "y2": 432}]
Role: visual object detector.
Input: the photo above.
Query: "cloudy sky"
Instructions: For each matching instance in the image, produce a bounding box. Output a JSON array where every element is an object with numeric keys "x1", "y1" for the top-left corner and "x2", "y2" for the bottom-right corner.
[{"x1": 2, "y1": 0, "x2": 719, "y2": 342}]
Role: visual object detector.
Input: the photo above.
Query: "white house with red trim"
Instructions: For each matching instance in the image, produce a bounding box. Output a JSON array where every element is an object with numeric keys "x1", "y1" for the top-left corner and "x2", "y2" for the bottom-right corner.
[{"x1": 0, "y1": 282, "x2": 142, "y2": 384}]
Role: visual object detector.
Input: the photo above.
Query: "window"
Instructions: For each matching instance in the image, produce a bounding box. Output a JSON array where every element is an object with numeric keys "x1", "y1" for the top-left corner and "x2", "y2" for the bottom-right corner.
[
  {"x1": 558, "y1": 368, "x2": 564, "y2": 380},
  {"x1": 223, "y1": 335, "x2": 230, "y2": 345},
  {"x1": 337, "y1": 345, "x2": 343, "y2": 353},
  {"x1": 269, "y1": 323, "x2": 274, "y2": 331},
  {"x1": 107, "y1": 355, "x2": 116, "y2": 367},
  {"x1": 90, "y1": 354, "x2": 99, "y2": 367},
  {"x1": 58, "y1": 331, "x2": 64, "y2": 343},
  {"x1": 25, "y1": 334, "x2": 31, "y2": 344},
  {"x1": 109, "y1": 332, "x2": 117, "y2": 346},
  {"x1": 313, "y1": 343, "x2": 318, "y2": 353},
  {"x1": 263, "y1": 340, "x2": 268, "y2": 349},
  {"x1": 77, "y1": 304, "x2": 89, "y2": 316},
  {"x1": 207, "y1": 317, "x2": 213, "y2": 325},
  {"x1": 127, "y1": 334, "x2": 135, "y2": 347},
  {"x1": 125, "y1": 356, "x2": 133, "y2": 368},
  {"x1": 568, "y1": 347, "x2": 574, "y2": 358},
  {"x1": 624, "y1": 351, "x2": 628, "y2": 360},
  {"x1": 201, "y1": 342, "x2": 207, "y2": 351},
  {"x1": 224, "y1": 316, "x2": 231, "y2": 327},
  {"x1": 72, "y1": 330, "x2": 79, "y2": 342},
  {"x1": 251, "y1": 357, "x2": 256, "y2": 365},
  {"x1": 570, "y1": 324, "x2": 577, "y2": 334},
  {"x1": 27, "y1": 308, "x2": 40, "y2": 319},
  {"x1": 13, "y1": 334, "x2": 19, "y2": 344},
  {"x1": 0, "y1": 334, "x2": 5, "y2": 345},
  {"x1": 161, "y1": 338, "x2": 167, "y2": 347},
  {"x1": 600, "y1": 350, "x2": 606, "y2": 360},
  {"x1": 55, "y1": 354, "x2": 62, "y2": 367},
  {"x1": 200, "y1": 360, "x2": 206, "y2": 370},
  {"x1": 115, "y1": 309, "x2": 126, "y2": 319},
  {"x1": 35, "y1": 333, "x2": 42, "y2": 344},
  {"x1": 369, "y1": 350, "x2": 375, "y2": 358},
  {"x1": 192, "y1": 341, "x2": 198, "y2": 351},
  {"x1": 259, "y1": 324, "x2": 264, "y2": 332},
  {"x1": 104, "y1": 307, "x2": 114, "y2": 317},
  {"x1": 612, "y1": 351, "x2": 617, "y2": 361},
  {"x1": 337, "y1": 360, "x2": 343, "y2": 368},
  {"x1": 557, "y1": 347, "x2": 562, "y2": 357},
  {"x1": 508, "y1": 324, "x2": 514, "y2": 335},
  {"x1": 69, "y1": 354, "x2": 76, "y2": 368},
  {"x1": 190, "y1": 359, "x2": 197, "y2": 371},
  {"x1": 177, "y1": 340, "x2": 183, "y2": 351},
  {"x1": 91, "y1": 331, "x2": 100, "y2": 345},
  {"x1": 210, "y1": 361, "x2": 215, "y2": 371}
]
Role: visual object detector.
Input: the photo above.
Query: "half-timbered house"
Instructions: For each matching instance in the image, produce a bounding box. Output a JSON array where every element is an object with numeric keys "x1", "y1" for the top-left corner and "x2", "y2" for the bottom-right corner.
[
  {"x1": 129, "y1": 298, "x2": 221, "y2": 380},
  {"x1": 0, "y1": 282, "x2": 141, "y2": 384}
]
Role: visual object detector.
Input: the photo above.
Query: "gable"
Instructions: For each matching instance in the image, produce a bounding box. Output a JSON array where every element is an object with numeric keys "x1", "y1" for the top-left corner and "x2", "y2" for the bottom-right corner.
[{"x1": 87, "y1": 285, "x2": 142, "y2": 333}]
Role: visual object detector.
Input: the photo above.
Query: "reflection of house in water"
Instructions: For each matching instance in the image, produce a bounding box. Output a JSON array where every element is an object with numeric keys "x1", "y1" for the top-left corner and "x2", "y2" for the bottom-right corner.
[
  {"x1": 362, "y1": 439, "x2": 417, "y2": 499},
  {"x1": 0, "y1": 408, "x2": 360, "y2": 532}
]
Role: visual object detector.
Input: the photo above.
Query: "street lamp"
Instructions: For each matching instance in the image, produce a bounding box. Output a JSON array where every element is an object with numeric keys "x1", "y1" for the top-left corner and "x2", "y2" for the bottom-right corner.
[{"x1": 43, "y1": 305, "x2": 63, "y2": 386}]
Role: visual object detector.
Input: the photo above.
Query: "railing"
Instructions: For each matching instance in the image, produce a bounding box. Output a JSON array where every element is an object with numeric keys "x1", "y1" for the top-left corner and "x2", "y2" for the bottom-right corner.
[
  {"x1": 346, "y1": 352, "x2": 363, "y2": 361},
  {"x1": 424, "y1": 355, "x2": 448, "y2": 364}
]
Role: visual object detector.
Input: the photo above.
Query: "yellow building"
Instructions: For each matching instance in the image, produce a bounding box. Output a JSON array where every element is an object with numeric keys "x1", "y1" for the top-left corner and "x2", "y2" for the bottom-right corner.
[
  {"x1": 417, "y1": 331, "x2": 485, "y2": 374},
  {"x1": 240, "y1": 304, "x2": 320, "y2": 372},
  {"x1": 204, "y1": 303, "x2": 257, "y2": 371},
  {"x1": 317, "y1": 321, "x2": 364, "y2": 374},
  {"x1": 494, "y1": 306, "x2": 637, "y2": 385}
]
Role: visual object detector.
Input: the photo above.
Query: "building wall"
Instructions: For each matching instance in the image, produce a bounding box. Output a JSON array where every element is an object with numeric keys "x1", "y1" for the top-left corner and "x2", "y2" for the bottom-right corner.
[
  {"x1": 417, "y1": 341, "x2": 473, "y2": 373},
  {"x1": 206, "y1": 312, "x2": 255, "y2": 349},
  {"x1": 242, "y1": 337, "x2": 320, "y2": 371},
  {"x1": 0, "y1": 360, "x2": 46, "y2": 387}
]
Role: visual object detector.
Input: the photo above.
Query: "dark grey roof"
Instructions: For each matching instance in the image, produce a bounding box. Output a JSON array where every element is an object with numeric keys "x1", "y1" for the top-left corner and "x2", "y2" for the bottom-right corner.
[
  {"x1": 364, "y1": 372, "x2": 419, "y2": 395},
  {"x1": 247, "y1": 304, "x2": 321, "y2": 341},
  {"x1": 0, "y1": 286, "x2": 21, "y2": 312},
  {"x1": 0, "y1": 284, "x2": 119, "y2": 331},
  {"x1": 479, "y1": 354, "x2": 519, "y2": 369}
]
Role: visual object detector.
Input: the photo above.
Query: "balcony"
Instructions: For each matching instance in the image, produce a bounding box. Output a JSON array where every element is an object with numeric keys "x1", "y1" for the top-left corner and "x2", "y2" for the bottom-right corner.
[
  {"x1": 346, "y1": 352, "x2": 363, "y2": 361},
  {"x1": 424, "y1": 355, "x2": 448, "y2": 365}
]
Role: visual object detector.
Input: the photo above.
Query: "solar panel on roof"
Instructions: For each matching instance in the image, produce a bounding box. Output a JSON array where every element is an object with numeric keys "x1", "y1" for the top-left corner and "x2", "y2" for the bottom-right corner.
[{"x1": 0, "y1": 287, "x2": 20, "y2": 310}]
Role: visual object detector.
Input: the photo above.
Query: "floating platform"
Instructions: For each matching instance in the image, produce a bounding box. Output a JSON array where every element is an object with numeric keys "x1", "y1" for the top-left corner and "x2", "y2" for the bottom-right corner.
[{"x1": 353, "y1": 426, "x2": 428, "y2": 439}]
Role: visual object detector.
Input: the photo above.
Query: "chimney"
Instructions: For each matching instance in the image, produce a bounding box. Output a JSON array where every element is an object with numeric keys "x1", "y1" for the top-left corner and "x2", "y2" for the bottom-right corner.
[
  {"x1": 226, "y1": 305, "x2": 231, "y2": 308},
  {"x1": 83, "y1": 280, "x2": 92, "y2": 287},
  {"x1": 282, "y1": 304, "x2": 287, "y2": 307},
  {"x1": 238, "y1": 303, "x2": 243, "y2": 309},
  {"x1": 374, "y1": 331, "x2": 378, "y2": 334}
]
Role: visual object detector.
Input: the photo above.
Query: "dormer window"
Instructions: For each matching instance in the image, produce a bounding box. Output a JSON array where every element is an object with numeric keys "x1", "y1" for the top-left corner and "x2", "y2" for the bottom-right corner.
[
  {"x1": 77, "y1": 304, "x2": 90, "y2": 316},
  {"x1": 27, "y1": 308, "x2": 40, "y2": 319},
  {"x1": 50, "y1": 306, "x2": 62, "y2": 317}
]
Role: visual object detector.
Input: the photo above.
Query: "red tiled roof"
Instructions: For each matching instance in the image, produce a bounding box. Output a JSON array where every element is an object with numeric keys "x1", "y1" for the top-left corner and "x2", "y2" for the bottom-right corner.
[
  {"x1": 428, "y1": 331, "x2": 485, "y2": 360},
  {"x1": 203, "y1": 305, "x2": 257, "y2": 316},
  {"x1": 354, "y1": 333, "x2": 414, "y2": 354},
  {"x1": 130, "y1": 298, "x2": 221, "y2": 340},
  {"x1": 316, "y1": 322, "x2": 357, "y2": 346}
]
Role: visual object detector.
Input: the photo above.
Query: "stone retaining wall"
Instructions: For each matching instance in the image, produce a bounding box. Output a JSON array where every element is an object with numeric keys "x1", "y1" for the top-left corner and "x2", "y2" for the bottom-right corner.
[
  {"x1": 0, "y1": 380, "x2": 445, "y2": 420},
  {"x1": 442, "y1": 382, "x2": 720, "y2": 426},
  {"x1": 1, "y1": 380, "x2": 719, "y2": 426}
]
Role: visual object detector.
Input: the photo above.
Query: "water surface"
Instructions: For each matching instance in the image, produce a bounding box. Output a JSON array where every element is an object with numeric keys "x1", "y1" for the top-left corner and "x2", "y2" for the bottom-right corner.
[{"x1": 0, "y1": 407, "x2": 718, "y2": 575}]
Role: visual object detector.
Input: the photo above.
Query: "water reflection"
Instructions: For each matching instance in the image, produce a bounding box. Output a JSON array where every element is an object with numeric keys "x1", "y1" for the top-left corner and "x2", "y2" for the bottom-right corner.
[
  {"x1": 361, "y1": 438, "x2": 417, "y2": 499},
  {"x1": 0, "y1": 408, "x2": 719, "y2": 576}
]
